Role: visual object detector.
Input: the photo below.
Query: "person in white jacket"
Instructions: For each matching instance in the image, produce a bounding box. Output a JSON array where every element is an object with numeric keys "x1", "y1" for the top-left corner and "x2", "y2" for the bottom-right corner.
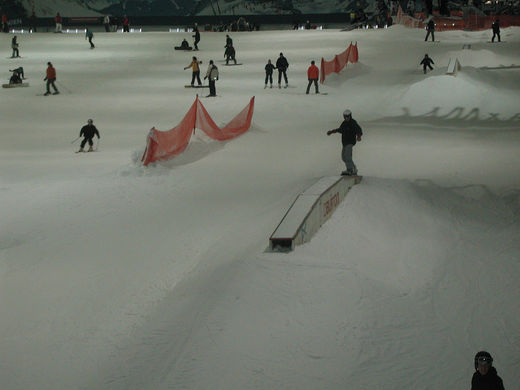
[
  {"x1": 204, "y1": 60, "x2": 219, "y2": 97},
  {"x1": 103, "y1": 15, "x2": 110, "y2": 32}
]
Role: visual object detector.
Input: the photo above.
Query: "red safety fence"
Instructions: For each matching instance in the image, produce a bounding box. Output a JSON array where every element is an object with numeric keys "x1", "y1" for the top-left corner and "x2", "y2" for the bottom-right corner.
[
  {"x1": 396, "y1": 5, "x2": 520, "y2": 31},
  {"x1": 141, "y1": 96, "x2": 255, "y2": 166},
  {"x1": 320, "y1": 42, "x2": 359, "y2": 84}
]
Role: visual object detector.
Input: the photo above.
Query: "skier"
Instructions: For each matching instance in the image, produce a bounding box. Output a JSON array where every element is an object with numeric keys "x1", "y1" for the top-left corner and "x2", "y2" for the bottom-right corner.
[
  {"x1": 471, "y1": 351, "x2": 505, "y2": 390},
  {"x1": 122, "y1": 16, "x2": 129, "y2": 32},
  {"x1": 9, "y1": 70, "x2": 22, "y2": 85},
  {"x1": 306, "y1": 60, "x2": 320, "y2": 94},
  {"x1": 224, "y1": 44, "x2": 237, "y2": 65},
  {"x1": 11, "y1": 35, "x2": 19, "y2": 58},
  {"x1": 103, "y1": 15, "x2": 110, "y2": 32},
  {"x1": 9, "y1": 66, "x2": 25, "y2": 79},
  {"x1": 326, "y1": 109, "x2": 363, "y2": 176},
  {"x1": 264, "y1": 59, "x2": 276, "y2": 88},
  {"x1": 192, "y1": 26, "x2": 200, "y2": 50},
  {"x1": 55, "y1": 12, "x2": 62, "y2": 33},
  {"x1": 43, "y1": 62, "x2": 59, "y2": 96},
  {"x1": 85, "y1": 28, "x2": 95, "y2": 49},
  {"x1": 491, "y1": 19, "x2": 500, "y2": 42},
  {"x1": 425, "y1": 18, "x2": 435, "y2": 41},
  {"x1": 184, "y1": 56, "x2": 202, "y2": 86},
  {"x1": 77, "y1": 119, "x2": 100, "y2": 153},
  {"x1": 204, "y1": 60, "x2": 219, "y2": 97},
  {"x1": 276, "y1": 52, "x2": 289, "y2": 88},
  {"x1": 420, "y1": 54, "x2": 434, "y2": 74}
]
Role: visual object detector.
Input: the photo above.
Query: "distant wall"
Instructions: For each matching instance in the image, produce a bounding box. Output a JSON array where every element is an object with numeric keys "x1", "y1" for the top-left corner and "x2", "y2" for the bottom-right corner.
[{"x1": 14, "y1": 13, "x2": 352, "y2": 30}]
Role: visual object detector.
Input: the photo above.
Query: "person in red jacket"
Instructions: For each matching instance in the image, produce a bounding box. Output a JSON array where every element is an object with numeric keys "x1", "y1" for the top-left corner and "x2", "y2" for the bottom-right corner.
[
  {"x1": 44, "y1": 62, "x2": 59, "y2": 96},
  {"x1": 2, "y1": 13, "x2": 8, "y2": 33},
  {"x1": 306, "y1": 60, "x2": 320, "y2": 94},
  {"x1": 122, "y1": 15, "x2": 129, "y2": 32},
  {"x1": 55, "y1": 12, "x2": 62, "y2": 33}
]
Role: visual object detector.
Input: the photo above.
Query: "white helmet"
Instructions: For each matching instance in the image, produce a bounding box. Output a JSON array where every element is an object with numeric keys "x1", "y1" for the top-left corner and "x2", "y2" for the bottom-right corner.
[{"x1": 343, "y1": 109, "x2": 352, "y2": 117}]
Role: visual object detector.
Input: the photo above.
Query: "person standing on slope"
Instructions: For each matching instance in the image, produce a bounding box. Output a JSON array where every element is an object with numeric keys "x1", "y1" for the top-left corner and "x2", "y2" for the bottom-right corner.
[
  {"x1": 184, "y1": 56, "x2": 202, "y2": 86},
  {"x1": 43, "y1": 61, "x2": 59, "y2": 96},
  {"x1": 11, "y1": 35, "x2": 20, "y2": 58},
  {"x1": 306, "y1": 60, "x2": 320, "y2": 94},
  {"x1": 276, "y1": 52, "x2": 289, "y2": 88},
  {"x1": 326, "y1": 109, "x2": 363, "y2": 176},
  {"x1": 491, "y1": 19, "x2": 501, "y2": 42},
  {"x1": 425, "y1": 18, "x2": 435, "y2": 41},
  {"x1": 264, "y1": 59, "x2": 276, "y2": 88},
  {"x1": 85, "y1": 28, "x2": 95, "y2": 49},
  {"x1": 204, "y1": 60, "x2": 219, "y2": 97},
  {"x1": 78, "y1": 119, "x2": 100, "y2": 152},
  {"x1": 192, "y1": 26, "x2": 200, "y2": 50}
]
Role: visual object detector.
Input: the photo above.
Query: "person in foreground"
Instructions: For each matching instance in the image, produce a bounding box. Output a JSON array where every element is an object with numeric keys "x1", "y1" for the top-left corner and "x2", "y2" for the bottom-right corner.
[
  {"x1": 471, "y1": 351, "x2": 505, "y2": 390},
  {"x1": 78, "y1": 119, "x2": 100, "y2": 152},
  {"x1": 327, "y1": 109, "x2": 363, "y2": 176}
]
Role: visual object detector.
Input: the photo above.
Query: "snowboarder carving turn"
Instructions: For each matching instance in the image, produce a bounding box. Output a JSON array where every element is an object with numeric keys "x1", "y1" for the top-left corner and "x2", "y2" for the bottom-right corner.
[
  {"x1": 326, "y1": 109, "x2": 363, "y2": 176},
  {"x1": 77, "y1": 119, "x2": 100, "y2": 153}
]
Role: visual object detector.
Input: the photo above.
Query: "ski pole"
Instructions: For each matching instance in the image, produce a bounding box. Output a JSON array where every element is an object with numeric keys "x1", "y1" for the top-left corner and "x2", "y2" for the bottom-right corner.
[
  {"x1": 95, "y1": 138, "x2": 100, "y2": 151},
  {"x1": 71, "y1": 136, "x2": 80, "y2": 144},
  {"x1": 56, "y1": 80, "x2": 71, "y2": 93}
]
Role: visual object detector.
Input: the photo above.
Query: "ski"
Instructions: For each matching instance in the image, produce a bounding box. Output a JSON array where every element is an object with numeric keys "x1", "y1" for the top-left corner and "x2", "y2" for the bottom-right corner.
[{"x1": 184, "y1": 85, "x2": 209, "y2": 88}]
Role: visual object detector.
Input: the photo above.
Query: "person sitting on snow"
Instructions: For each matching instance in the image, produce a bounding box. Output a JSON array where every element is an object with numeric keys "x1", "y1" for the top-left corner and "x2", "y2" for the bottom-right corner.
[{"x1": 9, "y1": 71, "x2": 22, "y2": 85}]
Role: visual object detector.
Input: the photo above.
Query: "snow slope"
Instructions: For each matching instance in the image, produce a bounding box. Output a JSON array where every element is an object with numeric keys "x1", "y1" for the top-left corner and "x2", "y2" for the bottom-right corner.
[{"x1": 0, "y1": 25, "x2": 519, "y2": 389}]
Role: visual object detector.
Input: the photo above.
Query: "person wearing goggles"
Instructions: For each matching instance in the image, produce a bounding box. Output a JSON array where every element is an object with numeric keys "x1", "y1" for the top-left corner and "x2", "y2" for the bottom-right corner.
[{"x1": 471, "y1": 351, "x2": 505, "y2": 390}]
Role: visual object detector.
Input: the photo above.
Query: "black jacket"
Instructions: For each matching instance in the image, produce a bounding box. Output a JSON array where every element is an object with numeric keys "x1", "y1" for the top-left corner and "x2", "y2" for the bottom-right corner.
[
  {"x1": 193, "y1": 29, "x2": 200, "y2": 41},
  {"x1": 80, "y1": 124, "x2": 100, "y2": 139},
  {"x1": 420, "y1": 57, "x2": 434, "y2": 66},
  {"x1": 265, "y1": 63, "x2": 276, "y2": 74},
  {"x1": 427, "y1": 19, "x2": 435, "y2": 31},
  {"x1": 276, "y1": 56, "x2": 289, "y2": 71},
  {"x1": 492, "y1": 21, "x2": 500, "y2": 33},
  {"x1": 471, "y1": 367, "x2": 505, "y2": 390},
  {"x1": 331, "y1": 118, "x2": 363, "y2": 146}
]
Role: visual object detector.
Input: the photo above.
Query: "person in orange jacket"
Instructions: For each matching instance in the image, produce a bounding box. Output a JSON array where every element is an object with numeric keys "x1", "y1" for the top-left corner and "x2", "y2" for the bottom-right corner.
[
  {"x1": 184, "y1": 56, "x2": 202, "y2": 86},
  {"x1": 44, "y1": 62, "x2": 59, "y2": 96},
  {"x1": 306, "y1": 60, "x2": 320, "y2": 94}
]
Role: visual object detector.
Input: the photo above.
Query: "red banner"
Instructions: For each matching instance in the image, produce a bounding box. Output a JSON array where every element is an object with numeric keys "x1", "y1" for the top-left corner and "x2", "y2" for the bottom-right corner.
[
  {"x1": 320, "y1": 42, "x2": 359, "y2": 84},
  {"x1": 142, "y1": 96, "x2": 255, "y2": 166}
]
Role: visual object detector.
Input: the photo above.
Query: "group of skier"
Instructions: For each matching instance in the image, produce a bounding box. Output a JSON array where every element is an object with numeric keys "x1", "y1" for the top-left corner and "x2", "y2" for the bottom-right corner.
[{"x1": 183, "y1": 56, "x2": 219, "y2": 97}]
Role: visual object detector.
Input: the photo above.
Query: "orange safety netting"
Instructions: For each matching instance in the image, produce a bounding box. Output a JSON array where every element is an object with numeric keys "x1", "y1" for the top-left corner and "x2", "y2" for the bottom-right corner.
[
  {"x1": 142, "y1": 96, "x2": 255, "y2": 166},
  {"x1": 320, "y1": 42, "x2": 359, "y2": 84}
]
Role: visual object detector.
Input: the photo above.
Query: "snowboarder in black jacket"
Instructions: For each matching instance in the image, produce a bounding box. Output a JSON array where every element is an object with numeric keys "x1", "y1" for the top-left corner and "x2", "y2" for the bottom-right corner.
[
  {"x1": 491, "y1": 19, "x2": 500, "y2": 42},
  {"x1": 192, "y1": 27, "x2": 200, "y2": 50},
  {"x1": 327, "y1": 109, "x2": 363, "y2": 176},
  {"x1": 471, "y1": 351, "x2": 505, "y2": 390},
  {"x1": 78, "y1": 119, "x2": 100, "y2": 152},
  {"x1": 425, "y1": 19, "x2": 435, "y2": 41},
  {"x1": 420, "y1": 54, "x2": 434, "y2": 73},
  {"x1": 264, "y1": 59, "x2": 276, "y2": 88},
  {"x1": 225, "y1": 45, "x2": 237, "y2": 65},
  {"x1": 276, "y1": 52, "x2": 289, "y2": 88}
]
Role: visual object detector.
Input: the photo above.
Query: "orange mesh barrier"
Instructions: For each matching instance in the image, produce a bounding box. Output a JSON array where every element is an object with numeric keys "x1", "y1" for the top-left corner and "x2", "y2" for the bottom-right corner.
[
  {"x1": 320, "y1": 42, "x2": 359, "y2": 84},
  {"x1": 142, "y1": 96, "x2": 255, "y2": 166}
]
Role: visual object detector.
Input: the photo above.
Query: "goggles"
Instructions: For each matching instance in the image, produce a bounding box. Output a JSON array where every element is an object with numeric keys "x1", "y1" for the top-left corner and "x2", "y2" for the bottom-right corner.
[{"x1": 477, "y1": 356, "x2": 492, "y2": 365}]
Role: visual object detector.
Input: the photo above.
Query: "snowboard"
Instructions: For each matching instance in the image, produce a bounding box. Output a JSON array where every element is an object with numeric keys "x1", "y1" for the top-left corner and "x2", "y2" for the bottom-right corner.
[
  {"x1": 185, "y1": 85, "x2": 209, "y2": 88},
  {"x1": 2, "y1": 83, "x2": 29, "y2": 88},
  {"x1": 224, "y1": 63, "x2": 243, "y2": 66},
  {"x1": 174, "y1": 47, "x2": 193, "y2": 51}
]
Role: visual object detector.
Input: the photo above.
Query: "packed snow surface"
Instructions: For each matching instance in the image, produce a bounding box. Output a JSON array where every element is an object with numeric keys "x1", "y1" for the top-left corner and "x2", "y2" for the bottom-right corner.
[{"x1": 1, "y1": 25, "x2": 519, "y2": 389}]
